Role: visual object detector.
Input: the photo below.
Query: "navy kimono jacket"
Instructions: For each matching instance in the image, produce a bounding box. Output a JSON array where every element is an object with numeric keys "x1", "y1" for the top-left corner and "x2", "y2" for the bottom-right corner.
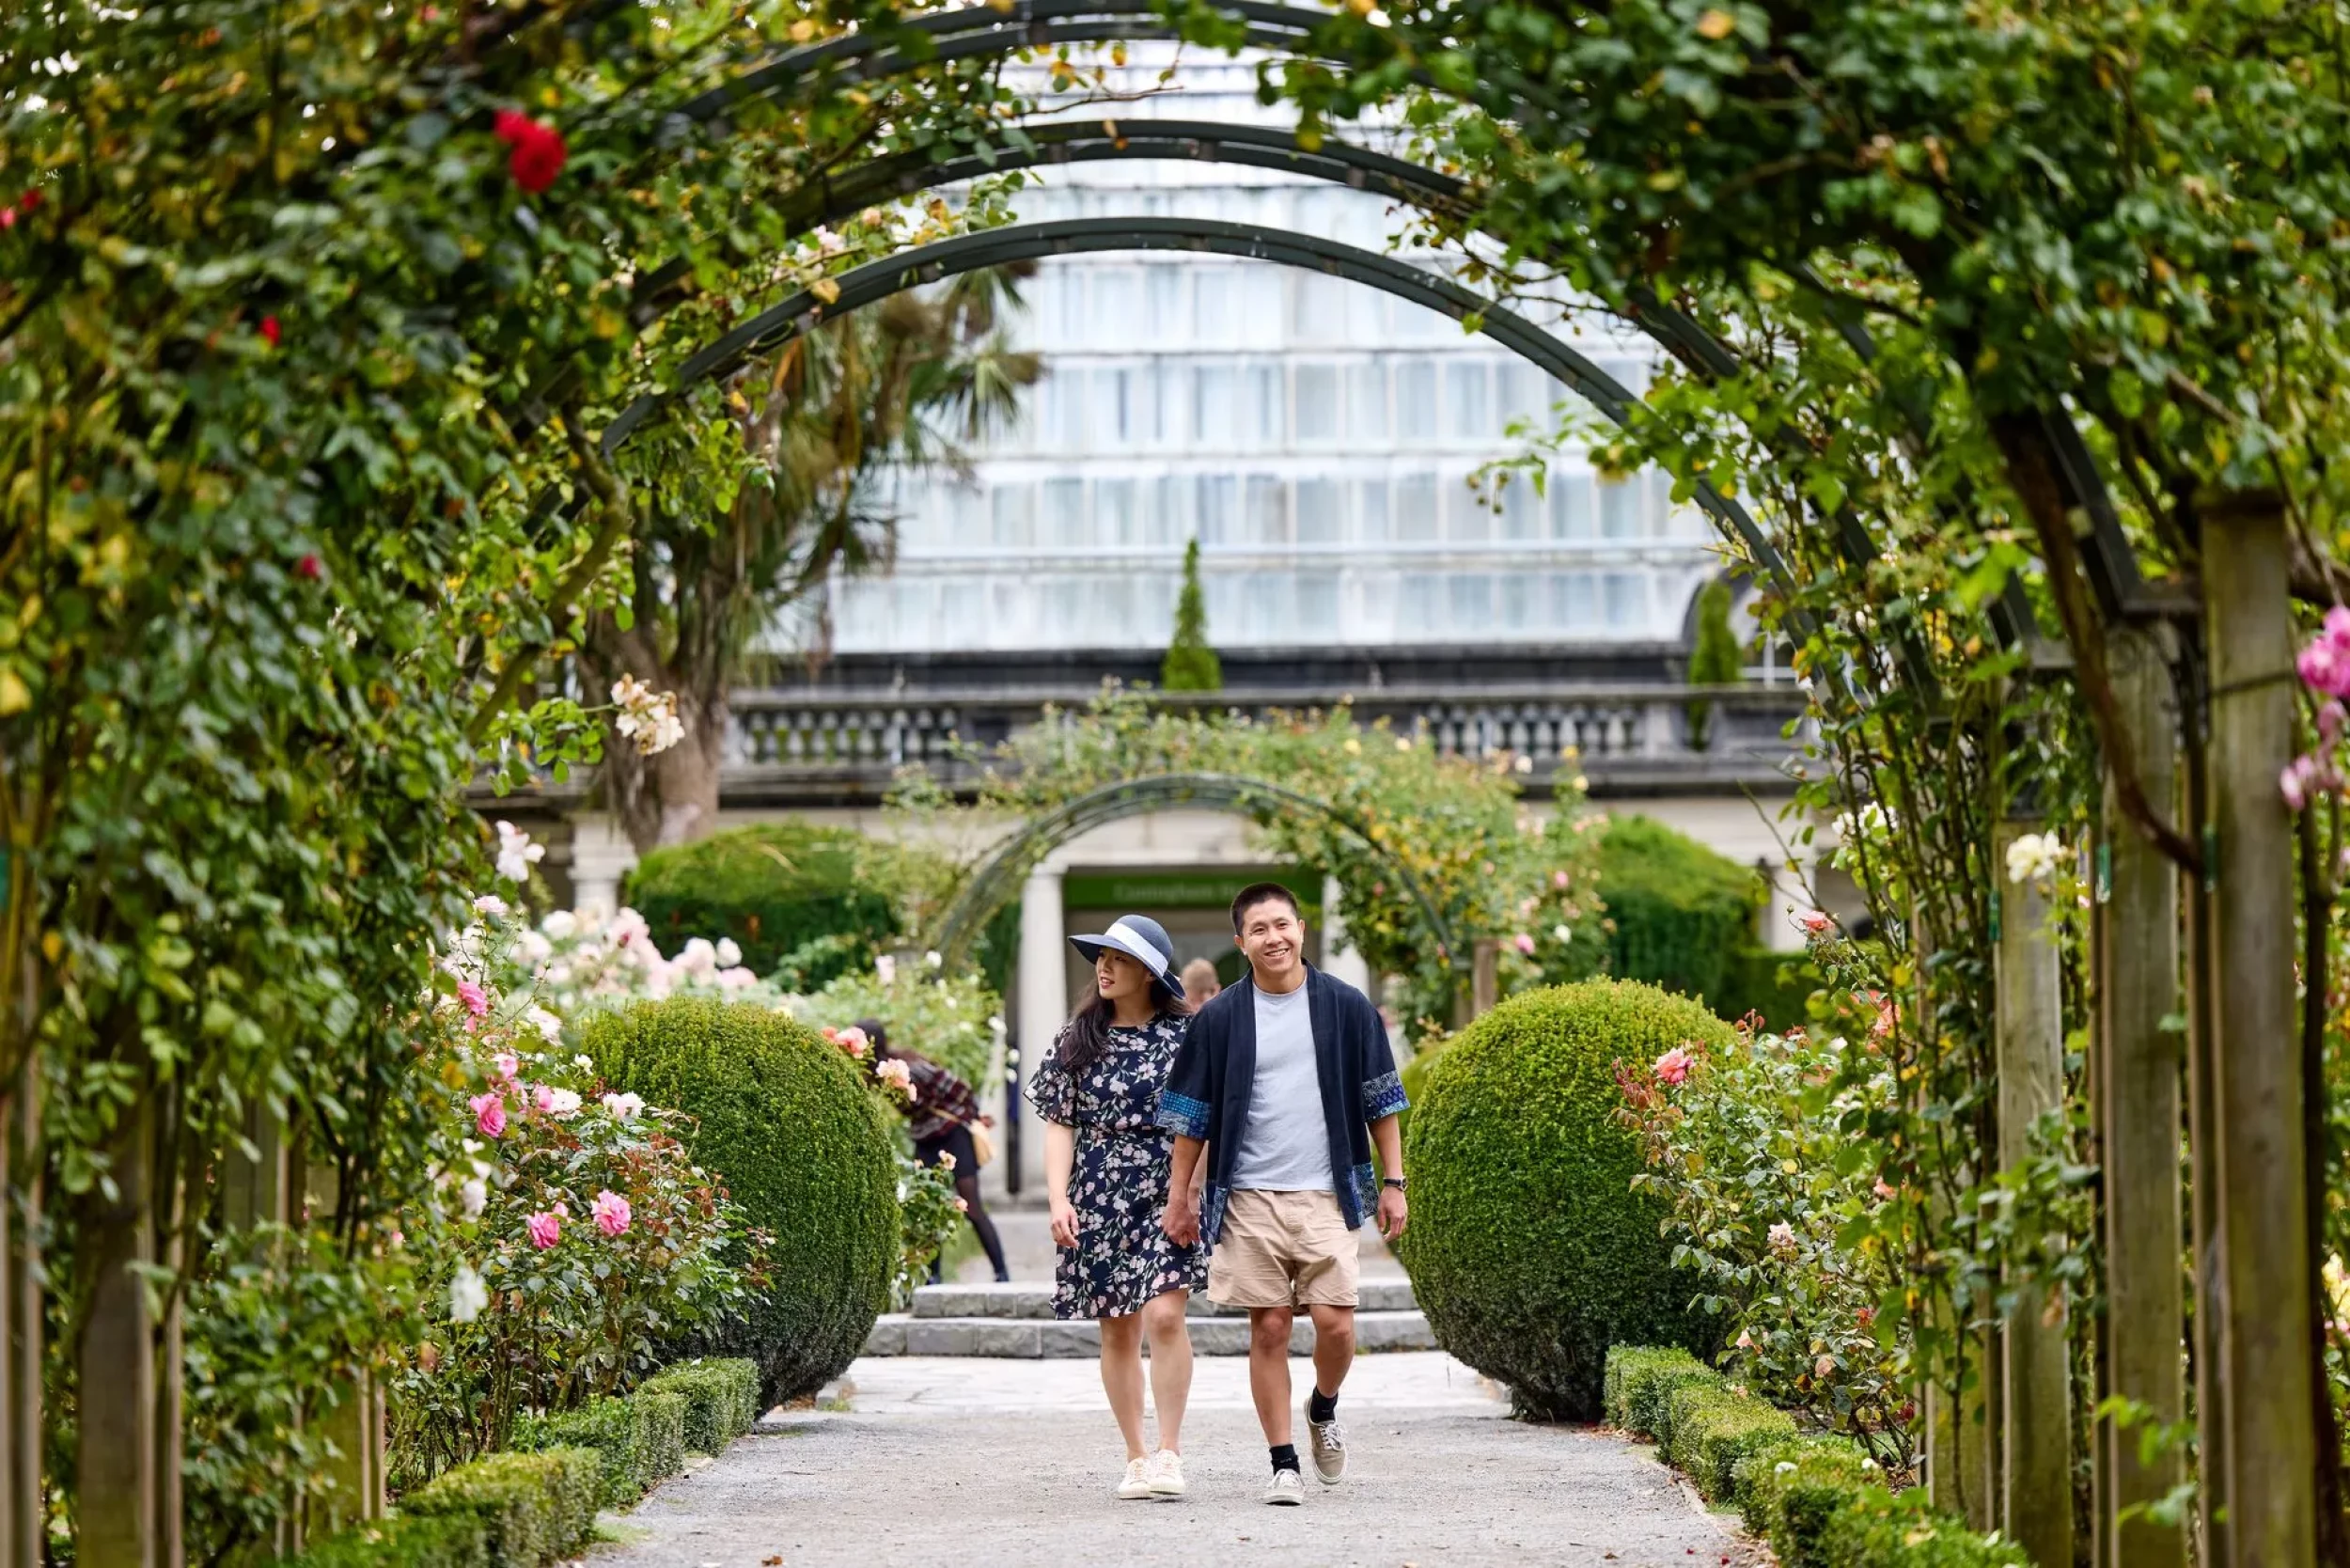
[{"x1": 1153, "y1": 965, "x2": 1408, "y2": 1247}]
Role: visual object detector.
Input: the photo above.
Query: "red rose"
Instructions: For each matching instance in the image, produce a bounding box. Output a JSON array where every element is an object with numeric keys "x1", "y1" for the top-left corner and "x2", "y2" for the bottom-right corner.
[
  {"x1": 295, "y1": 554, "x2": 323, "y2": 581},
  {"x1": 258, "y1": 315, "x2": 281, "y2": 348},
  {"x1": 18, "y1": 191, "x2": 38, "y2": 213},
  {"x1": 0, "y1": 211, "x2": 13, "y2": 231},
  {"x1": 494, "y1": 110, "x2": 567, "y2": 196}
]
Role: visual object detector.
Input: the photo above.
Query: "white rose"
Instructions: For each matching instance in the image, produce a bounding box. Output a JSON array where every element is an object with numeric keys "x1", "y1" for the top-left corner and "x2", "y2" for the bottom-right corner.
[
  {"x1": 603, "y1": 1091, "x2": 645, "y2": 1121},
  {"x1": 449, "y1": 1264, "x2": 489, "y2": 1324},
  {"x1": 461, "y1": 1178, "x2": 488, "y2": 1217},
  {"x1": 678, "y1": 936, "x2": 717, "y2": 976},
  {"x1": 541, "y1": 909, "x2": 578, "y2": 941},
  {"x1": 715, "y1": 937, "x2": 744, "y2": 969}
]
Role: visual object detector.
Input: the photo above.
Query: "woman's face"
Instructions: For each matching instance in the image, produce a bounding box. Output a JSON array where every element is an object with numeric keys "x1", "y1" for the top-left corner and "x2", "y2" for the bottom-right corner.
[{"x1": 1095, "y1": 949, "x2": 1153, "y2": 1005}]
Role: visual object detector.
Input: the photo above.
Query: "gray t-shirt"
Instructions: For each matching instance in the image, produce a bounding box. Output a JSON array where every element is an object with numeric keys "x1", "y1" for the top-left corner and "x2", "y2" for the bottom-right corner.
[{"x1": 1230, "y1": 981, "x2": 1334, "y2": 1193}]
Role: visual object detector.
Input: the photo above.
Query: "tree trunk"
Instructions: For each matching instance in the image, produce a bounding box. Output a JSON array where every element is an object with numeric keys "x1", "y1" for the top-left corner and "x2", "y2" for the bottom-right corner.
[{"x1": 640, "y1": 684, "x2": 728, "y2": 851}]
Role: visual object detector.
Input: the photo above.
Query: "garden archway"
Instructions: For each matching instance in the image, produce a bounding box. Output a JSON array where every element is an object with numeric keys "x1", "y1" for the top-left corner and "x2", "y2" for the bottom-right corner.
[{"x1": 924, "y1": 771, "x2": 1468, "y2": 983}]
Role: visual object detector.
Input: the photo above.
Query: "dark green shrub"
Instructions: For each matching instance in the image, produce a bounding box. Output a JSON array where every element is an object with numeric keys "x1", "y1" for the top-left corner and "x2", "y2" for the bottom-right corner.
[
  {"x1": 1160, "y1": 537, "x2": 1222, "y2": 691},
  {"x1": 623, "y1": 821, "x2": 904, "y2": 978},
  {"x1": 1592, "y1": 816, "x2": 1818, "y2": 1027},
  {"x1": 509, "y1": 1382, "x2": 693, "y2": 1510},
  {"x1": 1684, "y1": 577, "x2": 1743, "y2": 749},
  {"x1": 1663, "y1": 1382, "x2": 1799, "y2": 1500},
  {"x1": 290, "y1": 1513, "x2": 491, "y2": 1568},
  {"x1": 1603, "y1": 1344, "x2": 1711, "y2": 1433},
  {"x1": 640, "y1": 1357, "x2": 762, "y2": 1453},
  {"x1": 400, "y1": 1449, "x2": 600, "y2": 1568},
  {"x1": 1398, "y1": 981, "x2": 1733, "y2": 1419},
  {"x1": 632, "y1": 1388, "x2": 687, "y2": 1486},
  {"x1": 1734, "y1": 1436, "x2": 1879, "y2": 1568},
  {"x1": 584, "y1": 999, "x2": 900, "y2": 1406},
  {"x1": 1818, "y1": 1484, "x2": 2029, "y2": 1568}
]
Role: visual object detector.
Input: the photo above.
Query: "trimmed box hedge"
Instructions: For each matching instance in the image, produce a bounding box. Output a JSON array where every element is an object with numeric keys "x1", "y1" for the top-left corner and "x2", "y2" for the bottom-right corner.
[
  {"x1": 290, "y1": 1513, "x2": 491, "y2": 1568},
  {"x1": 398, "y1": 1448, "x2": 601, "y2": 1568},
  {"x1": 639, "y1": 1357, "x2": 761, "y2": 1455},
  {"x1": 510, "y1": 1384, "x2": 689, "y2": 1510},
  {"x1": 1398, "y1": 982, "x2": 1733, "y2": 1419},
  {"x1": 1600, "y1": 1346, "x2": 2025, "y2": 1568}
]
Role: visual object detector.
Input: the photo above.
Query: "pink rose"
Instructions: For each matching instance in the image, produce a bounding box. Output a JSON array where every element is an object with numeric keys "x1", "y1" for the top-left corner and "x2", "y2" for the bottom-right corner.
[
  {"x1": 525, "y1": 1210, "x2": 561, "y2": 1250},
  {"x1": 1653, "y1": 1046, "x2": 1692, "y2": 1087},
  {"x1": 1552, "y1": 870, "x2": 1570, "y2": 889},
  {"x1": 1735, "y1": 1329, "x2": 1754, "y2": 1350},
  {"x1": 1873, "y1": 1177, "x2": 1898, "y2": 1200},
  {"x1": 493, "y1": 1051, "x2": 519, "y2": 1081},
  {"x1": 469, "y1": 1091, "x2": 507, "y2": 1139},
  {"x1": 1795, "y1": 909, "x2": 1835, "y2": 936},
  {"x1": 1512, "y1": 933, "x2": 1536, "y2": 957},
  {"x1": 456, "y1": 980, "x2": 489, "y2": 1019},
  {"x1": 1814, "y1": 1355, "x2": 1836, "y2": 1380},
  {"x1": 591, "y1": 1189, "x2": 632, "y2": 1238}
]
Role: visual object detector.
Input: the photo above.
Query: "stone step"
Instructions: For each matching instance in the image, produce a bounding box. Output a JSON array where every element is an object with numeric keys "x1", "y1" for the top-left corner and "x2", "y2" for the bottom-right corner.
[
  {"x1": 864, "y1": 1309, "x2": 1436, "y2": 1358},
  {"x1": 908, "y1": 1277, "x2": 1418, "y2": 1320}
]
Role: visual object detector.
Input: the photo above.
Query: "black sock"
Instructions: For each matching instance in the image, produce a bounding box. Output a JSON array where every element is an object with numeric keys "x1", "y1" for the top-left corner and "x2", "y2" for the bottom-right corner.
[
  {"x1": 1308, "y1": 1387, "x2": 1338, "y2": 1424},
  {"x1": 1269, "y1": 1443, "x2": 1301, "y2": 1474}
]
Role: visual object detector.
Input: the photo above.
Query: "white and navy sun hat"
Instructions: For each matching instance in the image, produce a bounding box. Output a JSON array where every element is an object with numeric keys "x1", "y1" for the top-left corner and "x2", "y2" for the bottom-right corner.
[{"x1": 1069, "y1": 914, "x2": 1187, "y2": 1003}]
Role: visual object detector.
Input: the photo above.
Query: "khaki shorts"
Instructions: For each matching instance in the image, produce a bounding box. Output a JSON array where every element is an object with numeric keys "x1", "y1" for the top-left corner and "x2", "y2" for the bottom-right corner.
[{"x1": 1207, "y1": 1189, "x2": 1359, "y2": 1309}]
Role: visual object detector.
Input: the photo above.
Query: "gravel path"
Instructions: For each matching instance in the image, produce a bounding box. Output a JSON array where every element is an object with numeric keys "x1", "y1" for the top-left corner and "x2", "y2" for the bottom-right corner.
[{"x1": 589, "y1": 1353, "x2": 1755, "y2": 1568}]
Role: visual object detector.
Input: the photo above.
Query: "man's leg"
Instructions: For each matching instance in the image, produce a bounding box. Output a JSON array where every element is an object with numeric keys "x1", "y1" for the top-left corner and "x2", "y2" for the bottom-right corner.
[
  {"x1": 1247, "y1": 1306, "x2": 1295, "y2": 1449},
  {"x1": 1307, "y1": 1302, "x2": 1356, "y2": 1403}
]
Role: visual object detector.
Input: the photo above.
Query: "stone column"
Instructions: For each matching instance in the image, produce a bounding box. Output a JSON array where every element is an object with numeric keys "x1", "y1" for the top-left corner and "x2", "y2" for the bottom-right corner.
[
  {"x1": 1320, "y1": 876, "x2": 1372, "y2": 994},
  {"x1": 568, "y1": 813, "x2": 638, "y2": 916},
  {"x1": 1013, "y1": 867, "x2": 1067, "y2": 1200}
]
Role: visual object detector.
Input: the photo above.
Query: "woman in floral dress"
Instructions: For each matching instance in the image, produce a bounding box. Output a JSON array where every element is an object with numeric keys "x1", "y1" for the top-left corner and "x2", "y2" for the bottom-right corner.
[{"x1": 1026, "y1": 913, "x2": 1208, "y2": 1502}]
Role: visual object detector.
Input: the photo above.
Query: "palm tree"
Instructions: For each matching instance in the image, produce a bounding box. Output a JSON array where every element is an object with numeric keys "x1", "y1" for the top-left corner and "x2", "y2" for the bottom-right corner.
[{"x1": 587, "y1": 270, "x2": 1038, "y2": 851}]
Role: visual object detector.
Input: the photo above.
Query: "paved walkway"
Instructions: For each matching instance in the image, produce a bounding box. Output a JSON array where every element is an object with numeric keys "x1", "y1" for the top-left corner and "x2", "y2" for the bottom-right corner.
[{"x1": 590, "y1": 1353, "x2": 1755, "y2": 1568}]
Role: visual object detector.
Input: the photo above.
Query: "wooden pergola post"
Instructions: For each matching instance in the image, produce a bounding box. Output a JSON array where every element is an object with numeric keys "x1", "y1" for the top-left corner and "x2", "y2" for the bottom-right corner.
[
  {"x1": 1992, "y1": 816, "x2": 2073, "y2": 1568},
  {"x1": 2200, "y1": 494, "x2": 2316, "y2": 1567},
  {"x1": 2092, "y1": 626, "x2": 2187, "y2": 1568},
  {"x1": 78, "y1": 1090, "x2": 160, "y2": 1568}
]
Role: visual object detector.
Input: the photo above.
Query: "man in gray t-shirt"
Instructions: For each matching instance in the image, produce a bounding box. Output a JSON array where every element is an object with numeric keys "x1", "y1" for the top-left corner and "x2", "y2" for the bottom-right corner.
[{"x1": 1230, "y1": 980, "x2": 1333, "y2": 1193}]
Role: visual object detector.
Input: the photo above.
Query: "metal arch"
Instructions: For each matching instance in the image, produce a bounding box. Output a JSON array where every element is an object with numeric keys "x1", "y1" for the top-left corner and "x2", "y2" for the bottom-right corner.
[
  {"x1": 600, "y1": 214, "x2": 1801, "y2": 612},
  {"x1": 926, "y1": 772, "x2": 1467, "y2": 980}
]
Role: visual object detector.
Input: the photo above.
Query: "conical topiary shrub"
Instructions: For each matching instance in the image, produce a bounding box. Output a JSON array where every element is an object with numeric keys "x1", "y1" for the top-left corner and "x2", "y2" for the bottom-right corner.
[{"x1": 1161, "y1": 537, "x2": 1222, "y2": 692}]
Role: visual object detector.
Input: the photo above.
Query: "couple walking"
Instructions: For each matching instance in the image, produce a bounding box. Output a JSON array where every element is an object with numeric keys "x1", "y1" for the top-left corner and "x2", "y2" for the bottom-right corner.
[{"x1": 1027, "y1": 882, "x2": 1410, "y2": 1505}]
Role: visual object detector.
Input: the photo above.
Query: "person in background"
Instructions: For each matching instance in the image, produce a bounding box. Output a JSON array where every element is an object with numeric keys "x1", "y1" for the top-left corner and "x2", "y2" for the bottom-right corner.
[
  {"x1": 1180, "y1": 956, "x2": 1223, "y2": 1006},
  {"x1": 864, "y1": 1016, "x2": 1010, "y2": 1284},
  {"x1": 1027, "y1": 915, "x2": 1206, "y2": 1501}
]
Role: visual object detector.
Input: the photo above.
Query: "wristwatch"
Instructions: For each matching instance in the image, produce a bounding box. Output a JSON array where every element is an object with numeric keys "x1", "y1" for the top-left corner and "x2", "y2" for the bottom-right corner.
[{"x1": 1382, "y1": 1176, "x2": 1408, "y2": 1191}]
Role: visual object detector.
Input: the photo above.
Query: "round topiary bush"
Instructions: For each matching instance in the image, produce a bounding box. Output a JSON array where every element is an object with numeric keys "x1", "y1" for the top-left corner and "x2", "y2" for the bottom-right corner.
[
  {"x1": 1397, "y1": 979, "x2": 1735, "y2": 1419},
  {"x1": 582, "y1": 997, "x2": 899, "y2": 1406}
]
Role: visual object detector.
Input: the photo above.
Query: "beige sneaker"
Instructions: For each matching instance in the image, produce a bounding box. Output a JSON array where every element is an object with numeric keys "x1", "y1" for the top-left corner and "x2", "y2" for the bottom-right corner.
[
  {"x1": 1307, "y1": 1411, "x2": 1347, "y2": 1484},
  {"x1": 1263, "y1": 1467, "x2": 1306, "y2": 1505},
  {"x1": 1116, "y1": 1457, "x2": 1152, "y2": 1500},
  {"x1": 1144, "y1": 1449, "x2": 1186, "y2": 1497}
]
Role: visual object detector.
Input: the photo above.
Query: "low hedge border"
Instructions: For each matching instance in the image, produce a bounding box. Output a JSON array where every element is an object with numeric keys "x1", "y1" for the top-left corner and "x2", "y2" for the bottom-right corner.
[
  {"x1": 1602, "y1": 1346, "x2": 2032, "y2": 1568},
  {"x1": 296, "y1": 1357, "x2": 760, "y2": 1565}
]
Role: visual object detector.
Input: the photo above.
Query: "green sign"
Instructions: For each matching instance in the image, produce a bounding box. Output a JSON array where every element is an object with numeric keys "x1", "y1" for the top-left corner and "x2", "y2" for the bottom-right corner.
[{"x1": 1062, "y1": 868, "x2": 1298, "y2": 911}]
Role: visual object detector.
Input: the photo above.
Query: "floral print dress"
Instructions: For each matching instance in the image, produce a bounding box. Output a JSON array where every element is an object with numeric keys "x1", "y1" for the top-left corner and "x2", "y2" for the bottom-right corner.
[{"x1": 1025, "y1": 1015, "x2": 1209, "y2": 1320}]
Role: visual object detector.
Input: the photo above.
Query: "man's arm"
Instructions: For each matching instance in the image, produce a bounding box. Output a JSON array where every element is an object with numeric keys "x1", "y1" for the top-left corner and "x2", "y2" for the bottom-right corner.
[
  {"x1": 1163, "y1": 1135, "x2": 1205, "y2": 1246},
  {"x1": 1371, "y1": 1113, "x2": 1407, "y2": 1240}
]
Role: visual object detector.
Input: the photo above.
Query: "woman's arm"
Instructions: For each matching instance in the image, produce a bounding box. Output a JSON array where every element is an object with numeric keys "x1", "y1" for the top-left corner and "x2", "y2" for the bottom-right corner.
[{"x1": 1044, "y1": 1121, "x2": 1080, "y2": 1248}]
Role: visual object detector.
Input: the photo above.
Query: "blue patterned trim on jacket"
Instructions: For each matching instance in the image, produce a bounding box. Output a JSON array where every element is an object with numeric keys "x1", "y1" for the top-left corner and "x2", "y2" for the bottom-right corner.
[
  {"x1": 1156, "y1": 1090, "x2": 1212, "y2": 1141},
  {"x1": 1350, "y1": 1162, "x2": 1380, "y2": 1219},
  {"x1": 1361, "y1": 1069, "x2": 1408, "y2": 1123},
  {"x1": 1201, "y1": 1183, "x2": 1232, "y2": 1248}
]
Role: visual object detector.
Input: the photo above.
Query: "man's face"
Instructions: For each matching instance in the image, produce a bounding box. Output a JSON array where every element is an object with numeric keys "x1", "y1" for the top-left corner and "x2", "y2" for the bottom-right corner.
[{"x1": 1237, "y1": 898, "x2": 1305, "y2": 981}]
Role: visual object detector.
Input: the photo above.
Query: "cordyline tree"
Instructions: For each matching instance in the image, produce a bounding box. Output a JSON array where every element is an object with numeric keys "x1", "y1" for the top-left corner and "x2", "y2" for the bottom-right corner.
[
  {"x1": 0, "y1": 0, "x2": 1038, "y2": 1555},
  {"x1": 589, "y1": 273, "x2": 1038, "y2": 852},
  {"x1": 1230, "y1": 0, "x2": 2348, "y2": 1560}
]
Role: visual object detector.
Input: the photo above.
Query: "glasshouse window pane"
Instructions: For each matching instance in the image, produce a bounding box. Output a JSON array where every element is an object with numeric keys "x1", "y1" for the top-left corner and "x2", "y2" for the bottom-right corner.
[
  {"x1": 992, "y1": 483, "x2": 1035, "y2": 547},
  {"x1": 1097, "y1": 478, "x2": 1137, "y2": 546},
  {"x1": 1292, "y1": 274, "x2": 1347, "y2": 342},
  {"x1": 1195, "y1": 270, "x2": 1234, "y2": 339},
  {"x1": 1499, "y1": 572, "x2": 1535, "y2": 632},
  {"x1": 1150, "y1": 361, "x2": 1183, "y2": 446},
  {"x1": 1396, "y1": 472, "x2": 1439, "y2": 541},
  {"x1": 1245, "y1": 474, "x2": 1289, "y2": 544},
  {"x1": 1195, "y1": 366, "x2": 1237, "y2": 447},
  {"x1": 1244, "y1": 571, "x2": 1292, "y2": 639},
  {"x1": 1244, "y1": 364, "x2": 1286, "y2": 448},
  {"x1": 1238, "y1": 267, "x2": 1284, "y2": 339},
  {"x1": 1151, "y1": 475, "x2": 1189, "y2": 545},
  {"x1": 1499, "y1": 472, "x2": 1543, "y2": 540},
  {"x1": 1295, "y1": 364, "x2": 1340, "y2": 442},
  {"x1": 1093, "y1": 270, "x2": 1140, "y2": 339},
  {"x1": 1348, "y1": 361, "x2": 1390, "y2": 442},
  {"x1": 1553, "y1": 472, "x2": 1596, "y2": 539},
  {"x1": 1296, "y1": 572, "x2": 1339, "y2": 635},
  {"x1": 1096, "y1": 367, "x2": 1136, "y2": 447},
  {"x1": 1295, "y1": 478, "x2": 1344, "y2": 544},
  {"x1": 1448, "y1": 478, "x2": 1493, "y2": 543},
  {"x1": 1599, "y1": 475, "x2": 1644, "y2": 538},
  {"x1": 1558, "y1": 572, "x2": 1599, "y2": 628},
  {"x1": 1604, "y1": 571, "x2": 1647, "y2": 629},
  {"x1": 1357, "y1": 479, "x2": 1390, "y2": 542},
  {"x1": 1051, "y1": 268, "x2": 1088, "y2": 341},
  {"x1": 1049, "y1": 371, "x2": 1087, "y2": 450},
  {"x1": 1499, "y1": 362, "x2": 1549, "y2": 429},
  {"x1": 938, "y1": 581, "x2": 980, "y2": 647},
  {"x1": 1347, "y1": 285, "x2": 1389, "y2": 341},
  {"x1": 1196, "y1": 475, "x2": 1236, "y2": 545},
  {"x1": 1395, "y1": 358, "x2": 1438, "y2": 443},
  {"x1": 946, "y1": 482, "x2": 987, "y2": 546},
  {"x1": 1445, "y1": 360, "x2": 1490, "y2": 439},
  {"x1": 1145, "y1": 268, "x2": 1185, "y2": 342},
  {"x1": 1400, "y1": 572, "x2": 1438, "y2": 635},
  {"x1": 1042, "y1": 478, "x2": 1086, "y2": 546}
]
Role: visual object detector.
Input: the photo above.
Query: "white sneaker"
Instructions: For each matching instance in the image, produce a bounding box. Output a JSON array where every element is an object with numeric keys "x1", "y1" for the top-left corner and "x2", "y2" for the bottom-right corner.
[
  {"x1": 1144, "y1": 1449, "x2": 1186, "y2": 1497},
  {"x1": 1307, "y1": 1412, "x2": 1347, "y2": 1485},
  {"x1": 1263, "y1": 1467, "x2": 1306, "y2": 1505},
  {"x1": 1116, "y1": 1457, "x2": 1152, "y2": 1500}
]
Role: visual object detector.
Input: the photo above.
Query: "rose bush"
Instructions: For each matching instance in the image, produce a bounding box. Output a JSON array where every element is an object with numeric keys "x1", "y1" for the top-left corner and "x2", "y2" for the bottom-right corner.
[
  {"x1": 388, "y1": 980, "x2": 756, "y2": 1487},
  {"x1": 1617, "y1": 1018, "x2": 1915, "y2": 1467},
  {"x1": 789, "y1": 952, "x2": 1002, "y2": 1090}
]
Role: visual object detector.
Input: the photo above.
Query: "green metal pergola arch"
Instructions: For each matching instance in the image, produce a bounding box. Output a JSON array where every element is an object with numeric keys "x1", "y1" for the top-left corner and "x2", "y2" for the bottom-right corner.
[{"x1": 926, "y1": 772, "x2": 1466, "y2": 980}]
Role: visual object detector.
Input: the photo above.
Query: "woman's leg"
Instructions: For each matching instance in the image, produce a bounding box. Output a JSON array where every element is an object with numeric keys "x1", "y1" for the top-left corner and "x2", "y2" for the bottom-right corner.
[
  {"x1": 1140, "y1": 1289, "x2": 1193, "y2": 1454},
  {"x1": 1097, "y1": 1313, "x2": 1149, "y2": 1461},
  {"x1": 952, "y1": 1171, "x2": 1010, "y2": 1281}
]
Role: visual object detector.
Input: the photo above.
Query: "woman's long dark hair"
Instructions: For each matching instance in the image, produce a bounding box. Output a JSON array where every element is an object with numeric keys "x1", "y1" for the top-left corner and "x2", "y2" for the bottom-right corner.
[{"x1": 1059, "y1": 977, "x2": 1191, "y2": 1076}]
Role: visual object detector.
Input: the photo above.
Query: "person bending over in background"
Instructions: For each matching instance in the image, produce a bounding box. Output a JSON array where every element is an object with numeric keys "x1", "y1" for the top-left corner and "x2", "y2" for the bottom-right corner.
[
  {"x1": 1027, "y1": 915, "x2": 1207, "y2": 1501},
  {"x1": 865, "y1": 1017, "x2": 1010, "y2": 1284}
]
